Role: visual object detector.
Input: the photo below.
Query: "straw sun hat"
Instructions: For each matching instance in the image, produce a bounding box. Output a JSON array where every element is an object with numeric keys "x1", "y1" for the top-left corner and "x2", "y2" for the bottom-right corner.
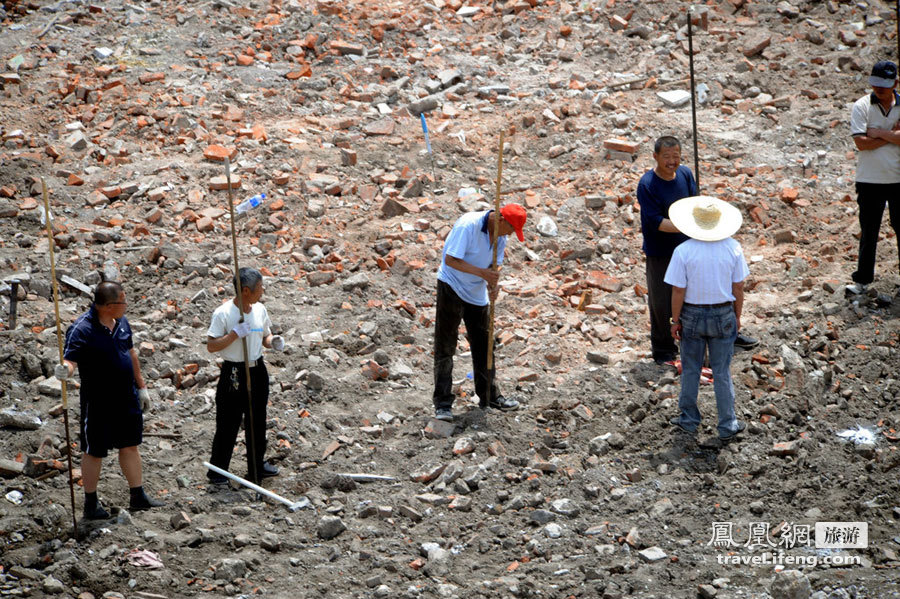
[{"x1": 668, "y1": 196, "x2": 742, "y2": 241}]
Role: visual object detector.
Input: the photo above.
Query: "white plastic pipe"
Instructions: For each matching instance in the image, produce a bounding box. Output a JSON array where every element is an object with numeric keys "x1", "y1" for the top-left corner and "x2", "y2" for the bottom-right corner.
[{"x1": 203, "y1": 462, "x2": 309, "y2": 511}]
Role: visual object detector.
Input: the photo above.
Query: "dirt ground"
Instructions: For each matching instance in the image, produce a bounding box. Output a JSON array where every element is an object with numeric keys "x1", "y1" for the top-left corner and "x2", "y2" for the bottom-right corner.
[{"x1": 1, "y1": 0, "x2": 899, "y2": 597}]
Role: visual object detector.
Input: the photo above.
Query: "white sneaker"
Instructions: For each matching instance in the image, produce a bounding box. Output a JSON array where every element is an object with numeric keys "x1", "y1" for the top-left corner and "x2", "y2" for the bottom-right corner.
[{"x1": 845, "y1": 283, "x2": 867, "y2": 295}]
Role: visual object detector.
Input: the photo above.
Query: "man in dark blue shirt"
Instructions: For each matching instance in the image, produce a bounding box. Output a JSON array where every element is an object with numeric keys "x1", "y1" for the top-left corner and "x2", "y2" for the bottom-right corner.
[
  {"x1": 638, "y1": 137, "x2": 758, "y2": 364},
  {"x1": 57, "y1": 281, "x2": 163, "y2": 519},
  {"x1": 637, "y1": 136, "x2": 696, "y2": 364}
]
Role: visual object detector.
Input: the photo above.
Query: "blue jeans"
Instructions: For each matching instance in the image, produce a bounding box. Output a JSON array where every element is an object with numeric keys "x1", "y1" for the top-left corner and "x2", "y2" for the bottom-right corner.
[{"x1": 676, "y1": 303, "x2": 740, "y2": 438}]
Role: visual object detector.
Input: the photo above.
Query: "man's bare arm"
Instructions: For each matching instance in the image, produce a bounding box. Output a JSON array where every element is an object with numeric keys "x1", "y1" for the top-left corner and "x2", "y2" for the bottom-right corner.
[
  {"x1": 867, "y1": 128, "x2": 900, "y2": 146},
  {"x1": 854, "y1": 134, "x2": 889, "y2": 151},
  {"x1": 658, "y1": 218, "x2": 680, "y2": 233},
  {"x1": 207, "y1": 332, "x2": 238, "y2": 353}
]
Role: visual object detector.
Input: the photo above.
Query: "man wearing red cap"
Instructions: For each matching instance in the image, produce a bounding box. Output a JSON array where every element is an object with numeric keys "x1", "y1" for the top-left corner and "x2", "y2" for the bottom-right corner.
[{"x1": 432, "y1": 204, "x2": 526, "y2": 421}]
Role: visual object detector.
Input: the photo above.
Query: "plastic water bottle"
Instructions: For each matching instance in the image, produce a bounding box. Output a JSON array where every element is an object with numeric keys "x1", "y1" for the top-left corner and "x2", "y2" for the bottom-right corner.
[{"x1": 235, "y1": 193, "x2": 266, "y2": 214}]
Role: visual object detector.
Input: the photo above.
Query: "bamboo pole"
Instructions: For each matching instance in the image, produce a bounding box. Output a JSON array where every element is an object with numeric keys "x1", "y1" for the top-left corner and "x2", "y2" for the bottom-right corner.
[
  {"x1": 224, "y1": 158, "x2": 258, "y2": 483},
  {"x1": 486, "y1": 131, "x2": 505, "y2": 382},
  {"x1": 688, "y1": 7, "x2": 701, "y2": 191},
  {"x1": 41, "y1": 179, "x2": 78, "y2": 538}
]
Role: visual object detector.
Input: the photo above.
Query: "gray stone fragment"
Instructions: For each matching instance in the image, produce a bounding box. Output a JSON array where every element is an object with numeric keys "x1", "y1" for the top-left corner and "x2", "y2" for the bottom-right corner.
[
  {"x1": 607, "y1": 433, "x2": 626, "y2": 449},
  {"x1": 657, "y1": 90, "x2": 691, "y2": 107},
  {"x1": 307, "y1": 199, "x2": 325, "y2": 218},
  {"x1": 342, "y1": 272, "x2": 370, "y2": 291},
  {"x1": 780, "y1": 344, "x2": 804, "y2": 373},
  {"x1": 42, "y1": 576, "x2": 65, "y2": 594},
  {"x1": 306, "y1": 371, "x2": 325, "y2": 390},
  {"x1": 407, "y1": 96, "x2": 439, "y2": 116},
  {"x1": 536, "y1": 215, "x2": 558, "y2": 237},
  {"x1": 544, "y1": 523, "x2": 563, "y2": 538},
  {"x1": 438, "y1": 69, "x2": 462, "y2": 88},
  {"x1": 550, "y1": 498, "x2": 579, "y2": 517},
  {"x1": 214, "y1": 558, "x2": 247, "y2": 581},
  {"x1": 261, "y1": 533, "x2": 281, "y2": 552},
  {"x1": 66, "y1": 130, "x2": 87, "y2": 151},
  {"x1": 317, "y1": 515, "x2": 346, "y2": 539},
  {"x1": 0, "y1": 407, "x2": 42, "y2": 430},
  {"x1": 93, "y1": 47, "x2": 114, "y2": 60},
  {"x1": 648, "y1": 497, "x2": 674, "y2": 518},
  {"x1": 588, "y1": 436, "x2": 610, "y2": 456},
  {"x1": 769, "y1": 569, "x2": 811, "y2": 599},
  {"x1": 477, "y1": 84, "x2": 510, "y2": 98},
  {"x1": 638, "y1": 546, "x2": 667, "y2": 562},
  {"x1": 529, "y1": 509, "x2": 556, "y2": 524},
  {"x1": 587, "y1": 351, "x2": 609, "y2": 365}
]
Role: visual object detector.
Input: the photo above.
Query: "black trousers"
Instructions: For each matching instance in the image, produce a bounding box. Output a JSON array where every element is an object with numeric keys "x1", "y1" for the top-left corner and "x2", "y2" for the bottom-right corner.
[
  {"x1": 646, "y1": 254, "x2": 678, "y2": 359},
  {"x1": 851, "y1": 182, "x2": 900, "y2": 286},
  {"x1": 210, "y1": 360, "x2": 268, "y2": 479},
  {"x1": 432, "y1": 280, "x2": 499, "y2": 410}
]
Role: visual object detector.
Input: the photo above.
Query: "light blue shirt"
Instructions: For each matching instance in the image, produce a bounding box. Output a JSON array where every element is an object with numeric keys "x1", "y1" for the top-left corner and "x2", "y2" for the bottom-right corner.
[
  {"x1": 664, "y1": 237, "x2": 749, "y2": 304},
  {"x1": 437, "y1": 210, "x2": 507, "y2": 306}
]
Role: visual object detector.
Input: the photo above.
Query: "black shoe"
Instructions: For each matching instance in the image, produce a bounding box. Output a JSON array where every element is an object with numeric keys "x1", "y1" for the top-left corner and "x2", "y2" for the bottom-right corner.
[
  {"x1": 130, "y1": 490, "x2": 165, "y2": 511},
  {"x1": 719, "y1": 421, "x2": 746, "y2": 441},
  {"x1": 734, "y1": 333, "x2": 758, "y2": 350},
  {"x1": 486, "y1": 396, "x2": 519, "y2": 411},
  {"x1": 83, "y1": 503, "x2": 111, "y2": 520},
  {"x1": 248, "y1": 461, "x2": 279, "y2": 480},
  {"x1": 669, "y1": 417, "x2": 696, "y2": 434},
  {"x1": 207, "y1": 472, "x2": 228, "y2": 485},
  {"x1": 654, "y1": 354, "x2": 677, "y2": 365},
  {"x1": 434, "y1": 408, "x2": 454, "y2": 421}
]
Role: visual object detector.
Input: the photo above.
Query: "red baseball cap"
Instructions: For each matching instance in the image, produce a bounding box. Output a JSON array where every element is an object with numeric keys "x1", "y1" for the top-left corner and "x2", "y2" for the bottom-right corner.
[{"x1": 500, "y1": 204, "x2": 527, "y2": 242}]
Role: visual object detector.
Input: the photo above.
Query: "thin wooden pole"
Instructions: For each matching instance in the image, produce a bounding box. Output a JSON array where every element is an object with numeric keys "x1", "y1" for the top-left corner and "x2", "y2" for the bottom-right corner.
[
  {"x1": 688, "y1": 7, "x2": 701, "y2": 191},
  {"x1": 41, "y1": 179, "x2": 78, "y2": 538},
  {"x1": 224, "y1": 158, "x2": 258, "y2": 483},
  {"x1": 486, "y1": 131, "x2": 505, "y2": 380}
]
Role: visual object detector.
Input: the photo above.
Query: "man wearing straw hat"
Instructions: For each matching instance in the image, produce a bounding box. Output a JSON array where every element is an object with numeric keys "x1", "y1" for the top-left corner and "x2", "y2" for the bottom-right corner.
[
  {"x1": 846, "y1": 60, "x2": 900, "y2": 296},
  {"x1": 431, "y1": 204, "x2": 527, "y2": 422},
  {"x1": 665, "y1": 197, "x2": 748, "y2": 441}
]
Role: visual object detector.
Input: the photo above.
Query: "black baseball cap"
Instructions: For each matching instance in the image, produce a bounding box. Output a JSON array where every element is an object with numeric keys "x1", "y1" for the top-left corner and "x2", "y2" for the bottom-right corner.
[{"x1": 869, "y1": 60, "x2": 898, "y2": 88}]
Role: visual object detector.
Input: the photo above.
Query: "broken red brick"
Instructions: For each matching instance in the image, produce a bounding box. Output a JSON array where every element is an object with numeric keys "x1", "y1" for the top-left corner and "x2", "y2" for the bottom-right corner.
[
  {"x1": 203, "y1": 144, "x2": 237, "y2": 162},
  {"x1": 196, "y1": 216, "x2": 214, "y2": 232},
  {"x1": 138, "y1": 72, "x2": 165, "y2": 84},
  {"x1": 780, "y1": 188, "x2": 799, "y2": 203},
  {"x1": 100, "y1": 186, "x2": 121, "y2": 199},
  {"x1": 208, "y1": 175, "x2": 241, "y2": 191},
  {"x1": 330, "y1": 41, "x2": 365, "y2": 56},
  {"x1": 603, "y1": 139, "x2": 640, "y2": 154}
]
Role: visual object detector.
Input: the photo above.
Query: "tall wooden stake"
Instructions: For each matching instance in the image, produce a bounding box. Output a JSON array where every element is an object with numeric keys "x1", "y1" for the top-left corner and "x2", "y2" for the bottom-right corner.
[
  {"x1": 688, "y1": 7, "x2": 701, "y2": 191},
  {"x1": 486, "y1": 131, "x2": 505, "y2": 385},
  {"x1": 41, "y1": 179, "x2": 78, "y2": 538},
  {"x1": 224, "y1": 158, "x2": 258, "y2": 483}
]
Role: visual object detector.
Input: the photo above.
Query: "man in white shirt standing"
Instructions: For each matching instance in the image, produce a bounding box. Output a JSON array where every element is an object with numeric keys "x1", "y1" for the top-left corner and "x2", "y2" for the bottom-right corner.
[
  {"x1": 847, "y1": 60, "x2": 900, "y2": 295},
  {"x1": 665, "y1": 197, "x2": 749, "y2": 441},
  {"x1": 206, "y1": 267, "x2": 284, "y2": 483}
]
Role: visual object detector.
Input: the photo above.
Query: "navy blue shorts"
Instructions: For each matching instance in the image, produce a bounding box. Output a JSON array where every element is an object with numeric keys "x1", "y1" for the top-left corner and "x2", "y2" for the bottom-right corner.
[{"x1": 80, "y1": 401, "x2": 143, "y2": 458}]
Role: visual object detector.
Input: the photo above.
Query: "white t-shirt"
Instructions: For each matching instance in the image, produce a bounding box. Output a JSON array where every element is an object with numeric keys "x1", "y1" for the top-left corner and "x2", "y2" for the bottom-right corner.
[
  {"x1": 207, "y1": 300, "x2": 272, "y2": 362},
  {"x1": 664, "y1": 238, "x2": 749, "y2": 305},
  {"x1": 850, "y1": 92, "x2": 900, "y2": 184}
]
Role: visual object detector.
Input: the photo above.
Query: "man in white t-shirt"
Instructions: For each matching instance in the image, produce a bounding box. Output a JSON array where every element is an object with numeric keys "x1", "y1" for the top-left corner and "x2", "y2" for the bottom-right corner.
[
  {"x1": 665, "y1": 197, "x2": 749, "y2": 442},
  {"x1": 847, "y1": 60, "x2": 900, "y2": 295},
  {"x1": 206, "y1": 267, "x2": 284, "y2": 484}
]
